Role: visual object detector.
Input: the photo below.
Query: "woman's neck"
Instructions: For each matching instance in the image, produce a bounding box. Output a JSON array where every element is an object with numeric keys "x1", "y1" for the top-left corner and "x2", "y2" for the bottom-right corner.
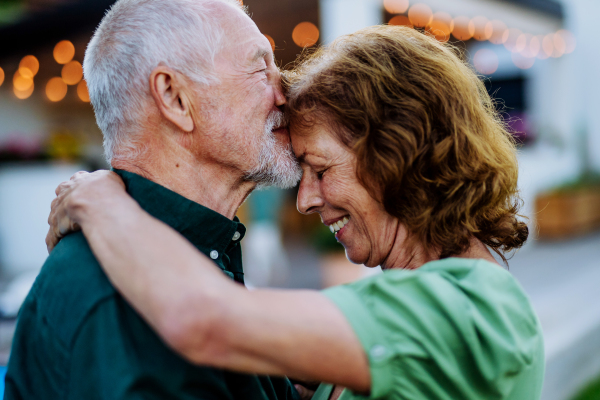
[{"x1": 382, "y1": 228, "x2": 499, "y2": 270}]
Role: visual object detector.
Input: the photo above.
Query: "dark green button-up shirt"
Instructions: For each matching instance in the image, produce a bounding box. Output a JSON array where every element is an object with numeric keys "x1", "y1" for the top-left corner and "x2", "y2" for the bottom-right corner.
[{"x1": 4, "y1": 169, "x2": 299, "y2": 400}]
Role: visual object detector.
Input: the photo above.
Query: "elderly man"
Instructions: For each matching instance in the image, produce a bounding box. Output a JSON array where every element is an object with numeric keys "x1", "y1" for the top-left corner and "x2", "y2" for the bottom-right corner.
[{"x1": 4, "y1": 0, "x2": 301, "y2": 399}]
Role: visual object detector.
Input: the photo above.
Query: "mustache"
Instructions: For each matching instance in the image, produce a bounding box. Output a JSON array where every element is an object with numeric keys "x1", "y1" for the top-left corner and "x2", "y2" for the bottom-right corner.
[{"x1": 266, "y1": 110, "x2": 289, "y2": 131}]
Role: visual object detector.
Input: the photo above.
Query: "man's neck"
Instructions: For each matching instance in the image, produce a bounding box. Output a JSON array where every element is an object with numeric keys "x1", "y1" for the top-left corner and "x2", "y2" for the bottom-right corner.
[{"x1": 112, "y1": 147, "x2": 256, "y2": 220}]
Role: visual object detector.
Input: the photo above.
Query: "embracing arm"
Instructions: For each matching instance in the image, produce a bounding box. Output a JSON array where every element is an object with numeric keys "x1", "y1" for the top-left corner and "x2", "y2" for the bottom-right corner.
[{"x1": 47, "y1": 171, "x2": 370, "y2": 392}]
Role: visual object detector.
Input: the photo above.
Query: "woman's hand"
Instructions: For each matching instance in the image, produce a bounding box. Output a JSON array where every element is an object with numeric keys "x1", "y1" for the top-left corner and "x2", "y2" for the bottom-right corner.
[{"x1": 46, "y1": 170, "x2": 126, "y2": 252}]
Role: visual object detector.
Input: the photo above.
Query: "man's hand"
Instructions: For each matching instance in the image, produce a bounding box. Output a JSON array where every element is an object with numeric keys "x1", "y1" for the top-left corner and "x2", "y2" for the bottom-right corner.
[{"x1": 46, "y1": 170, "x2": 126, "y2": 253}]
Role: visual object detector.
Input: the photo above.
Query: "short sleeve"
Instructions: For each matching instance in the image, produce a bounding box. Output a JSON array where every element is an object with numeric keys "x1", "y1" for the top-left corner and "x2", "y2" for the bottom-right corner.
[{"x1": 322, "y1": 259, "x2": 545, "y2": 400}]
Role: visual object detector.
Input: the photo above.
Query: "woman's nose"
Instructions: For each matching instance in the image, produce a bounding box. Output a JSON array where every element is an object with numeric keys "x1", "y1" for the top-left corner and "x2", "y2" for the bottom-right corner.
[{"x1": 297, "y1": 174, "x2": 323, "y2": 215}]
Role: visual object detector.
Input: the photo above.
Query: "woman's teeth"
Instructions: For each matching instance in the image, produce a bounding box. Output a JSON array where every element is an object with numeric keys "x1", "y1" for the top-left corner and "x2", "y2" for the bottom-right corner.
[{"x1": 329, "y1": 217, "x2": 349, "y2": 233}]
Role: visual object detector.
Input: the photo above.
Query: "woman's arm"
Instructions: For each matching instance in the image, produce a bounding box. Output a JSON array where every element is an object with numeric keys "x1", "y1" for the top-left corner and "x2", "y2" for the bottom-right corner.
[{"x1": 48, "y1": 171, "x2": 370, "y2": 392}]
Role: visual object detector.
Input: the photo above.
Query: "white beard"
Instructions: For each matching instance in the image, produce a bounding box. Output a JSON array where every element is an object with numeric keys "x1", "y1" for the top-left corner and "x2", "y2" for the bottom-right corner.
[{"x1": 243, "y1": 110, "x2": 302, "y2": 189}]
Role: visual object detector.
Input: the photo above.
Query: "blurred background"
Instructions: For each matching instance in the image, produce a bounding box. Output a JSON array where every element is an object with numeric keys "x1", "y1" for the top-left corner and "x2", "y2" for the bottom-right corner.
[{"x1": 0, "y1": 0, "x2": 599, "y2": 398}]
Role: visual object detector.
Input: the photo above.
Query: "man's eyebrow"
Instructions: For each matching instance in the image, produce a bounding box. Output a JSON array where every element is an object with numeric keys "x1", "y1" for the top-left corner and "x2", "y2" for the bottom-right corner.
[{"x1": 251, "y1": 48, "x2": 269, "y2": 63}]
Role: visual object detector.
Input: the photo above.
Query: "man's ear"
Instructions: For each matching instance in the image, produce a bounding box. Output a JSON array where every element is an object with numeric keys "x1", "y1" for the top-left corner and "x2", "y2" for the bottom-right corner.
[{"x1": 149, "y1": 66, "x2": 195, "y2": 133}]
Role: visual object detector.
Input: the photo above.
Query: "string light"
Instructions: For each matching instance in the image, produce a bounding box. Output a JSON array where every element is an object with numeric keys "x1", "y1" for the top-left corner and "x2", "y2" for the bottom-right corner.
[
  {"x1": 389, "y1": 15, "x2": 413, "y2": 27},
  {"x1": 46, "y1": 77, "x2": 68, "y2": 102},
  {"x1": 77, "y1": 80, "x2": 90, "y2": 102},
  {"x1": 54, "y1": 40, "x2": 75, "y2": 64},
  {"x1": 471, "y1": 16, "x2": 492, "y2": 41},
  {"x1": 264, "y1": 34, "x2": 275, "y2": 51},
  {"x1": 473, "y1": 49, "x2": 499, "y2": 75},
  {"x1": 452, "y1": 16, "x2": 474, "y2": 41},
  {"x1": 429, "y1": 12, "x2": 453, "y2": 42},
  {"x1": 408, "y1": 3, "x2": 433, "y2": 28},
  {"x1": 384, "y1": 0, "x2": 409, "y2": 14},
  {"x1": 487, "y1": 20, "x2": 507, "y2": 45},
  {"x1": 292, "y1": 22, "x2": 319, "y2": 47},
  {"x1": 13, "y1": 71, "x2": 33, "y2": 92},
  {"x1": 14, "y1": 82, "x2": 34, "y2": 100},
  {"x1": 0, "y1": 67, "x2": 4, "y2": 87},
  {"x1": 19, "y1": 56, "x2": 39, "y2": 79},
  {"x1": 61, "y1": 61, "x2": 83, "y2": 85}
]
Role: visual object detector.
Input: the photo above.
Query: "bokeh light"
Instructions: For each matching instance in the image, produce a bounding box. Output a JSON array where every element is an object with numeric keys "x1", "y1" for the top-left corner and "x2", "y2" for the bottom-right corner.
[
  {"x1": 452, "y1": 16, "x2": 474, "y2": 41},
  {"x1": 473, "y1": 49, "x2": 499, "y2": 75},
  {"x1": 53, "y1": 40, "x2": 75, "y2": 64},
  {"x1": 0, "y1": 67, "x2": 4, "y2": 87},
  {"x1": 518, "y1": 33, "x2": 536, "y2": 58},
  {"x1": 557, "y1": 29, "x2": 576, "y2": 54},
  {"x1": 384, "y1": 0, "x2": 409, "y2": 14},
  {"x1": 292, "y1": 22, "x2": 319, "y2": 48},
  {"x1": 408, "y1": 3, "x2": 433, "y2": 28},
  {"x1": 264, "y1": 34, "x2": 275, "y2": 51},
  {"x1": 529, "y1": 35, "x2": 542, "y2": 58},
  {"x1": 77, "y1": 80, "x2": 90, "y2": 102},
  {"x1": 553, "y1": 33, "x2": 566, "y2": 58},
  {"x1": 14, "y1": 82, "x2": 34, "y2": 100},
  {"x1": 61, "y1": 61, "x2": 83, "y2": 85},
  {"x1": 13, "y1": 71, "x2": 33, "y2": 92},
  {"x1": 512, "y1": 52, "x2": 535, "y2": 69},
  {"x1": 502, "y1": 28, "x2": 524, "y2": 52},
  {"x1": 389, "y1": 15, "x2": 413, "y2": 28},
  {"x1": 428, "y1": 12, "x2": 453, "y2": 42},
  {"x1": 542, "y1": 34, "x2": 554, "y2": 58},
  {"x1": 487, "y1": 20, "x2": 507, "y2": 45},
  {"x1": 471, "y1": 16, "x2": 491, "y2": 41},
  {"x1": 18, "y1": 56, "x2": 40, "y2": 79},
  {"x1": 46, "y1": 77, "x2": 68, "y2": 102}
]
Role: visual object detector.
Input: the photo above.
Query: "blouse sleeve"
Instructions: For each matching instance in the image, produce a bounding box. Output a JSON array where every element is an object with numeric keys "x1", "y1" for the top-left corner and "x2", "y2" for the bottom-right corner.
[{"x1": 322, "y1": 258, "x2": 544, "y2": 399}]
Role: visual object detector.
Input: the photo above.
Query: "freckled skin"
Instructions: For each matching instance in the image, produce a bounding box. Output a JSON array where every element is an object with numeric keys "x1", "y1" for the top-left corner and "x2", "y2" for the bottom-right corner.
[{"x1": 293, "y1": 124, "x2": 401, "y2": 268}]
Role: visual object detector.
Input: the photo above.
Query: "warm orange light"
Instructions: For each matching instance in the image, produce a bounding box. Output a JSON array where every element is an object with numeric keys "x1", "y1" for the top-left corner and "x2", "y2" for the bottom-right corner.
[
  {"x1": 487, "y1": 20, "x2": 507, "y2": 45},
  {"x1": 13, "y1": 71, "x2": 33, "y2": 92},
  {"x1": 542, "y1": 34, "x2": 554, "y2": 58},
  {"x1": 61, "y1": 61, "x2": 83, "y2": 85},
  {"x1": 18, "y1": 55, "x2": 40, "y2": 79},
  {"x1": 384, "y1": 0, "x2": 409, "y2": 14},
  {"x1": 452, "y1": 16, "x2": 474, "y2": 41},
  {"x1": 389, "y1": 15, "x2": 413, "y2": 28},
  {"x1": 264, "y1": 34, "x2": 275, "y2": 51},
  {"x1": 473, "y1": 49, "x2": 499, "y2": 75},
  {"x1": 429, "y1": 12, "x2": 453, "y2": 42},
  {"x1": 14, "y1": 82, "x2": 34, "y2": 100},
  {"x1": 471, "y1": 16, "x2": 491, "y2": 41},
  {"x1": 502, "y1": 28, "x2": 523, "y2": 52},
  {"x1": 46, "y1": 77, "x2": 68, "y2": 102},
  {"x1": 557, "y1": 29, "x2": 576, "y2": 54},
  {"x1": 408, "y1": 3, "x2": 432, "y2": 28},
  {"x1": 0, "y1": 67, "x2": 4, "y2": 87},
  {"x1": 77, "y1": 80, "x2": 90, "y2": 102},
  {"x1": 292, "y1": 22, "x2": 319, "y2": 48},
  {"x1": 54, "y1": 40, "x2": 75, "y2": 64},
  {"x1": 512, "y1": 52, "x2": 535, "y2": 69}
]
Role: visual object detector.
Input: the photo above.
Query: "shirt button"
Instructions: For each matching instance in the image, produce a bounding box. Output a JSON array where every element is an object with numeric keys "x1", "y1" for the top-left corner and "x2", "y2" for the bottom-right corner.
[
  {"x1": 370, "y1": 345, "x2": 387, "y2": 360},
  {"x1": 210, "y1": 250, "x2": 219, "y2": 260},
  {"x1": 232, "y1": 231, "x2": 241, "y2": 241}
]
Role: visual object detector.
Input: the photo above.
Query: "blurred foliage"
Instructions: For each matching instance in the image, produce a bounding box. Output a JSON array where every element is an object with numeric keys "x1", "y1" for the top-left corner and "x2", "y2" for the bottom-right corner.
[
  {"x1": 311, "y1": 223, "x2": 345, "y2": 254},
  {"x1": 0, "y1": 0, "x2": 24, "y2": 25},
  {"x1": 551, "y1": 171, "x2": 600, "y2": 194},
  {"x1": 572, "y1": 376, "x2": 600, "y2": 400}
]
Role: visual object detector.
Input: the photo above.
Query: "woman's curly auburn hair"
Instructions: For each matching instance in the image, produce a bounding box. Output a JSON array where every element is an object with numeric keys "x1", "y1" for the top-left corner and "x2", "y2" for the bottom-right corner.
[{"x1": 285, "y1": 25, "x2": 528, "y2": 262}]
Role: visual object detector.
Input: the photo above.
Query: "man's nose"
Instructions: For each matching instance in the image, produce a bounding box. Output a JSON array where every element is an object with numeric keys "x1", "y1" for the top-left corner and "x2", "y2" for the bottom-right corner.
[{"x1": 297, "y1": 174, "x2": 323, "y2": 215}]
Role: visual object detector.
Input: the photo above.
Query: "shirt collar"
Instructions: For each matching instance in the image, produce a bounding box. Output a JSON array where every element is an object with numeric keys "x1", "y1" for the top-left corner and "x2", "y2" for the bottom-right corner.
[{"x1": 113, "y1": 169, "x2": 246, "y2": 258}]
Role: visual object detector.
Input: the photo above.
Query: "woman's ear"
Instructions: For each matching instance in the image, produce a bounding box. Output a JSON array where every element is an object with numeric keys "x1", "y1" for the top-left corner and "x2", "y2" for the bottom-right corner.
[{"x1": 149, "y1": 66, "x2": 195, "y2": 133}]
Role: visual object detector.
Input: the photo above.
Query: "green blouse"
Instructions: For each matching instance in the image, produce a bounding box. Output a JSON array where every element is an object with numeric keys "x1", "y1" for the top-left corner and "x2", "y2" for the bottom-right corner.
[{"x1": 314, "y1": 258, "x2": 545, "y2": 400}]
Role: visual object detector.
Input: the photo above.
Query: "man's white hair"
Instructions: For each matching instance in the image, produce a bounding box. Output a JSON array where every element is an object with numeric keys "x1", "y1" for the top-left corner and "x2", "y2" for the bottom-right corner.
[{"x1": 84, "y1": 0, "x2": 245, "y2": 163}]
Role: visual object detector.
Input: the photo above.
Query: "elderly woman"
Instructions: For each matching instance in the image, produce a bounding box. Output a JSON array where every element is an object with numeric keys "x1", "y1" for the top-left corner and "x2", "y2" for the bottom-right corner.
[{"x1": 47, "y1": 26, "x2": 543, "y2": 400}]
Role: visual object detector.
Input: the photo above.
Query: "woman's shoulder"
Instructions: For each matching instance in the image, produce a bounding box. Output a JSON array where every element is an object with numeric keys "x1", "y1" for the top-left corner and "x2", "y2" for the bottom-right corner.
[{"x1": 322, "y1": 257, "x2": 544, "y2": 399}]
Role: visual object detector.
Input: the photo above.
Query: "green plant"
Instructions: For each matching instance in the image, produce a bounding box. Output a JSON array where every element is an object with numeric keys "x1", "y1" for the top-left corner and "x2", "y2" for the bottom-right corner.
[{"x1": 572, "y1": 376, "x2": 600, "y2": 400}]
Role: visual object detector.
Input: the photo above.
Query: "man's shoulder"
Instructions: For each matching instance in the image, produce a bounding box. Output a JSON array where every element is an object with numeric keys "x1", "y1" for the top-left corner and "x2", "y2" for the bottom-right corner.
[{"x1": 25, "y1": 232, "x2": 117, "y2": 345}]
